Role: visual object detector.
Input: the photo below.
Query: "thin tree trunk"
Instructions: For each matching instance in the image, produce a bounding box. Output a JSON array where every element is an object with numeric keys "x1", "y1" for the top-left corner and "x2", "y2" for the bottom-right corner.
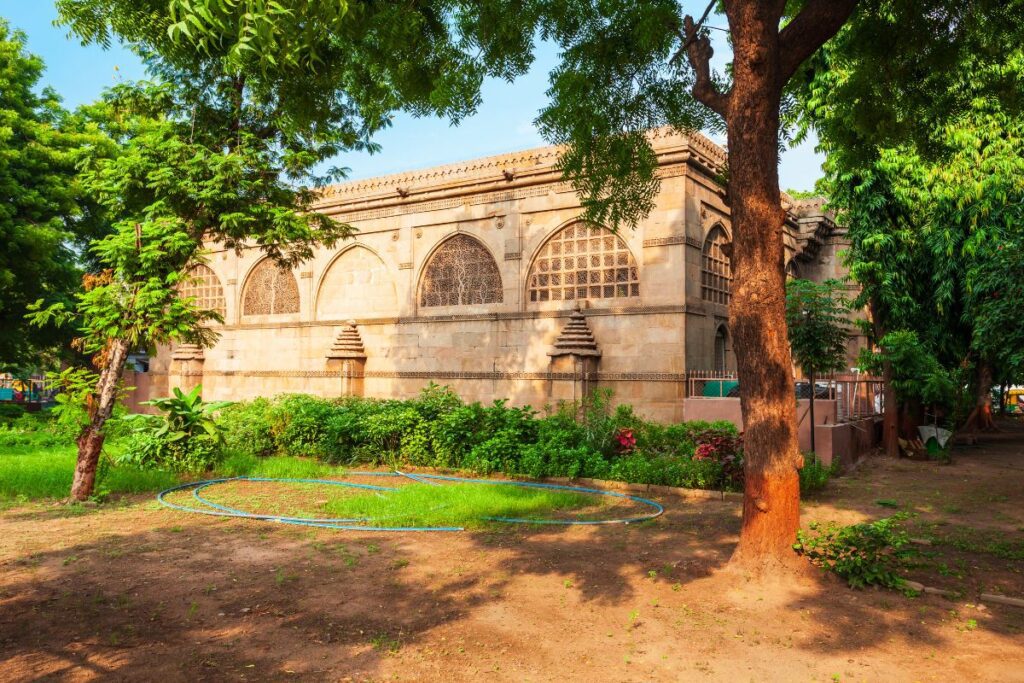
[
  {"x1": 964, "y1": 359, "x2": 997, "y2": 432},
  {"x1": 808, "y1": 370, "x2": 816, "y2": 454},
  {"x1": 70, "y1": 338, "x2": 131, "y2": 501},
  {"x1": 722, "y1": 4, "x2": 802, "y2": 570},
  {"x1": 867, "y1": 297, "x2": 899, "y2": 457}
]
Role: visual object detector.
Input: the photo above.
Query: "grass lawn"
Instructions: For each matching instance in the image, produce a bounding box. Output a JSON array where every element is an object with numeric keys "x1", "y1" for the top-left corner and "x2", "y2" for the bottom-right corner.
[
  {"x1": 0, "y1": 430, "x2": 352, "y2": 506},
  {"x1": 0, "y1": 441, "x2": 179, "y2": 505},
  {"x1": 1, "y1": 432, "x2": 606, "y2": 528}
]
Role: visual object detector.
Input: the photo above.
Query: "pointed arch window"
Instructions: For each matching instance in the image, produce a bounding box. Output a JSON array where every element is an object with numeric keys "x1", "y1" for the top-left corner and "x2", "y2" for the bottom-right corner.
[
  {"x1": 241, "y1": 258, "x2": 300, "y2": 316},
  {"x1": 701, "y1": 225, "x2": 731, "y2": 305},
  {"x1": 180, "y1": 264, "x2": 226, "y2": 318},
  {"x1": 714, "y1": 326, "x2": 728, "y2": 374},
  {"x1": 527, "y1": 223, "x2": 639, "y2": 303},
  {"x1": 419, "y1": 234, "x2": 503, "y2": 307}
]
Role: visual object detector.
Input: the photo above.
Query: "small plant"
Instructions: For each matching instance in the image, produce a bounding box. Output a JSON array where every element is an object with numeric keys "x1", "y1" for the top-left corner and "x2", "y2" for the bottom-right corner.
[
  {"x1": 120, "y1": 385, "x2": 231, "y2": 472},
  {"x1": 794, "y1": 514, "x2": 915, "y2": 589},
  {"x1": 614, "y1": 427, "x2": 637, "y2": 454},
  {"x1": 799, "y1": 453, "x2": 838, "y2": 495},
  {"x1": 370, "y1": 632, "x2": 402, "y2": 652}
]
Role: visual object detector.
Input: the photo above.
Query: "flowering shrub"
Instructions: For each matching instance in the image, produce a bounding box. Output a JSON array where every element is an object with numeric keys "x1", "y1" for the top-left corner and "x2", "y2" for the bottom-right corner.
[
  {"x1": 693, "y1": 430, "x2": 744, "y2": 489},
  {"x1": 614, "y1": 427, "x2": 637, "y2": 454}
]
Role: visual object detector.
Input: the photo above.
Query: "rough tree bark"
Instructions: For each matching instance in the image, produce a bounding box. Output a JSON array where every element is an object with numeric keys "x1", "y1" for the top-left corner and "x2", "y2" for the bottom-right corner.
[
  {"x1": 682, "y1": 0, "x2": 858, "y2": 569},
  {"x1": 70, "y1": 337, "x2": 131, "y2": 501}
]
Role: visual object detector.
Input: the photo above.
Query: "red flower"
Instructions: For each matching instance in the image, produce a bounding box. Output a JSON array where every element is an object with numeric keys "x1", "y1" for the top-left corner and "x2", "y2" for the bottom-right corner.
[{"x1": 615, "y1": 427, "x2": 636, "y2": 453}]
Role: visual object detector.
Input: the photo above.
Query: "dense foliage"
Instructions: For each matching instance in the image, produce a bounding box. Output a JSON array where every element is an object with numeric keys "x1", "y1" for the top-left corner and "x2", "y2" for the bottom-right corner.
[
  {"x1": 794, "y1": 514, "x2": 914, "y2": 590},
  {"x1": 785, "y1": 279, "x2": 850, "y2": 381},
  {"x1": 0, "y1": 20, "x2": 107, "y2": 367},
  {"x1": 120, "y1": 385, "x2": 231, "y2": 473},
  {"x1": 218, "y1": 385, "x2": 746, "y2": 492},
  {"x1": 796, "y1": 9, "x2": 1024, "y2": 430}
]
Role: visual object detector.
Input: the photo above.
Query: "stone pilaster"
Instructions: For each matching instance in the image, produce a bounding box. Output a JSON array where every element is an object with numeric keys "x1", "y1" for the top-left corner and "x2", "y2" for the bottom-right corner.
[
  {"x1": 326, "y1": 321, "x2": 366, "y2": 397},
  {"x1": 547, "y1": 306, "x2": 601, "y2": 405},
  {"x1": 169, "y1": 344, "x2": 205, "y2": 394}
]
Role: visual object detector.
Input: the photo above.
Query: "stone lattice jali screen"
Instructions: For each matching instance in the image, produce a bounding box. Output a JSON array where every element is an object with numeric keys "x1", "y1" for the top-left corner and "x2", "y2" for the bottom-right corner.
[
  {"x1": 242, "y1": 259, "x2": 300, "y2": 316},
  {"x1": 180, "y1": 264, "x2": 226, "y2": 318},
  {"x1": 528, "y1": 223, "x2": 639, "y2": 303},
  {"x1": 419, "y1": 234, "x2": 503, "y2": 307}
]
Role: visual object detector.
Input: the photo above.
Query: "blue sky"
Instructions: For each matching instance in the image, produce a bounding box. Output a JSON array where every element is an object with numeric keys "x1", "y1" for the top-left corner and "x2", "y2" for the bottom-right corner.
[{"x1": 2, "y1": 1, "x2": 824, "y2": 191}]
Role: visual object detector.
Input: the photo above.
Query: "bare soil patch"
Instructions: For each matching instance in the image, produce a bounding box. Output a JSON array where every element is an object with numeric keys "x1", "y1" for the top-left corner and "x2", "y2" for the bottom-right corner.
[{"x1": 2, "y1": 421, "x2": 1023, "y2": 682}]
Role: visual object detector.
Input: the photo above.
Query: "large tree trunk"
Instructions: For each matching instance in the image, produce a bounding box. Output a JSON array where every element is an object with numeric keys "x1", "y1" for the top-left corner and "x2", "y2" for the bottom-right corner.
[
  {"x1": 70, "y1": 338, "x2": 131, "y2": 501},
  {"x1": 681, "y1": 0, "x2": 858, "y2": 570},
  {"x1": 722, "y1": 4, "x2": 802, "y2": 570}
]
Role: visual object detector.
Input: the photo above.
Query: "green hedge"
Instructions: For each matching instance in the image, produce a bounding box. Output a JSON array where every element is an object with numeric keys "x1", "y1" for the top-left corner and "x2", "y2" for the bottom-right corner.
[{"x1": 217, "y1": 385, "x2": 746, "y2": 492}]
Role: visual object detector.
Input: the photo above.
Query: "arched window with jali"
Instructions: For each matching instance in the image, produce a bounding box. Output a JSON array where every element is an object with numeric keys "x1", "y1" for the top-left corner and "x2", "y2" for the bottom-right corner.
[
  {"x1": 701, "y1": 225, "x2": 731, "y2": 306},
  {"x1": 527, "y1": 223, "x2": 639, "y2": 304},
  {"x1": 179, "y1": 264, "x2": 226, "y2": 318},
  {"x1": 241, "y1": 258, "x2": 300, "y2": 316},
  {"x1": 419, "y1": 234, "x2": 503, "y2": 307}
]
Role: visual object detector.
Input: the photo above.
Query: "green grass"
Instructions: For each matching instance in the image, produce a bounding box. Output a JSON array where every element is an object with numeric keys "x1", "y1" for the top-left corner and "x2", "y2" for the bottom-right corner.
[
  {"x1": 0, "y1": 439, "x2": 179, "y2": 504},
  {"x1": 1, "y1": 428, "x2": 599, "y2": 529},
  {"x1": 218, "y1": 451, "x2": 349, "y2": 479},
  {"x1": 321, "y1": 482, "x2": 599, "y2": 528}
]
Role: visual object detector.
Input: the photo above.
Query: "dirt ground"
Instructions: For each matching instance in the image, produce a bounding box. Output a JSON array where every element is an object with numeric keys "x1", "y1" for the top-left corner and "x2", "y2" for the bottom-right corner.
[{"x1": 2, "y1": 421, "x2": 1023, "y2": 682}]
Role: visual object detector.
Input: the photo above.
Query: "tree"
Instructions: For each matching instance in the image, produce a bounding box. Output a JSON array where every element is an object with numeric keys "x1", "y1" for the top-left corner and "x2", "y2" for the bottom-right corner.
[
  {"x1": 30, "y1": 218, "x2": 216, "y2": 499},
  {"x1": 799, "y1": 29, "x2": 1024, "y2": 439},
  {"x1": 0, "y1": 19, "x2": 109, "y2": 368},
  {"x1": 785, "y1": 279, "x2": 849, "y2": 453},
  {"x1": 526, "y1": 0, "x2": 1024, "y2": 569},
  {"x1": 42, "y1": 0, "x2": 544, "y2": 500}
]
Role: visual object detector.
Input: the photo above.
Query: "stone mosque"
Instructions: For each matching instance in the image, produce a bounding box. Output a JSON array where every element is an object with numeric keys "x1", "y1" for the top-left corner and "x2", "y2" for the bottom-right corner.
[{"x1": 148, "y1": 129, "x2": 851, "y2": 422}]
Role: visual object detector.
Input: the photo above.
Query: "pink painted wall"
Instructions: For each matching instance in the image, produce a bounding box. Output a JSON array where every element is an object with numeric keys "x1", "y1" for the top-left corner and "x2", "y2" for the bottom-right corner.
[{"x1": 681, "y1": 398, "x2": 878, "y2": 469}]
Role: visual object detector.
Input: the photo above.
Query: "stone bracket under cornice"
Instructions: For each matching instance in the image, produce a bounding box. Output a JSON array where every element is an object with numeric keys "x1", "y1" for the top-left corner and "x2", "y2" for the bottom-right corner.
[
  {"x1": 170, "y1": 344, "x2": 205, "y2": 361},
  {"x1": 548, "y1": 307, "x2": 601, "y2": 359},
  {"x1": 326, "y1": 321, "x2": 366, "y2": 360}
]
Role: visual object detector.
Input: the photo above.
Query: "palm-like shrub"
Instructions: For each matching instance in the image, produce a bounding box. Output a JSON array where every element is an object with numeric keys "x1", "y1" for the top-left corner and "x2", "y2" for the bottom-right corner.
[{"x1": 120, "y1": 385, "x2": 232, "y2": 472}]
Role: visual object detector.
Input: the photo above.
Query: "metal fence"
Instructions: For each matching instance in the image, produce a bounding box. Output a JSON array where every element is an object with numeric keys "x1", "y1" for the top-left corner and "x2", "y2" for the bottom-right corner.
[
  {"x1": 685, "y1": 369, "x2": 739, "y2": 398},
  {"x1": 685, "y1": 370, "x2": 885, "y2": 423}
]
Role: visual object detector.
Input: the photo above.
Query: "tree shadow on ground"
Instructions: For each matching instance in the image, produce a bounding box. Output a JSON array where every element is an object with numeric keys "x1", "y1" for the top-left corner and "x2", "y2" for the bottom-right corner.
[{"x1": 3, "y1": 423, "x2": 1024, "y2": 681}]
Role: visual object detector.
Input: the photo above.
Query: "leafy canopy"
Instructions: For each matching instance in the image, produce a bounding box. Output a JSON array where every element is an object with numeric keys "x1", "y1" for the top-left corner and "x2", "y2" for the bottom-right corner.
[
  {"x1": 0, "y1": 20, "x2": 109, "y2": 367},
  {"x1": 784, "y1": 279, "x2": 850, "y2": 379}
]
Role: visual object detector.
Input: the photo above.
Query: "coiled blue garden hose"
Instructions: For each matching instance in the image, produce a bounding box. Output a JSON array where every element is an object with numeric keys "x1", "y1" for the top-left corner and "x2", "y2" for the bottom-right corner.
[{"x1": 157, "y1": 470, "x2": 665, "y2": 532}]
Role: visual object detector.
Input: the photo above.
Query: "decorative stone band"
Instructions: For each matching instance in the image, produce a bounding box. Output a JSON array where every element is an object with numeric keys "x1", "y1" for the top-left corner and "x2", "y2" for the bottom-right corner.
[
  {"x1": 642, "y1": 235, "x2": 699, "y2": 248},
  {"x1": 218, "y1": 303, "x2": 695, "y2": 330},
  {"x1": 152, "y1": 369, "x2": 688, "y2": 382},
  {"x1": 312, "y1": 165, "x2": 691, "y2": 225}
]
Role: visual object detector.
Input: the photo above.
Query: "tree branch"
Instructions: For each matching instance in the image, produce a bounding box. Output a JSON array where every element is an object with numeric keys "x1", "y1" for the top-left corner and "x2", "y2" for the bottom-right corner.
[
  {"x1": 682, "y1": 14, "x2": 730, "y2": 118},
  {"x1": 777, "y1": 0, "x2": 859, "y2": 82}
]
